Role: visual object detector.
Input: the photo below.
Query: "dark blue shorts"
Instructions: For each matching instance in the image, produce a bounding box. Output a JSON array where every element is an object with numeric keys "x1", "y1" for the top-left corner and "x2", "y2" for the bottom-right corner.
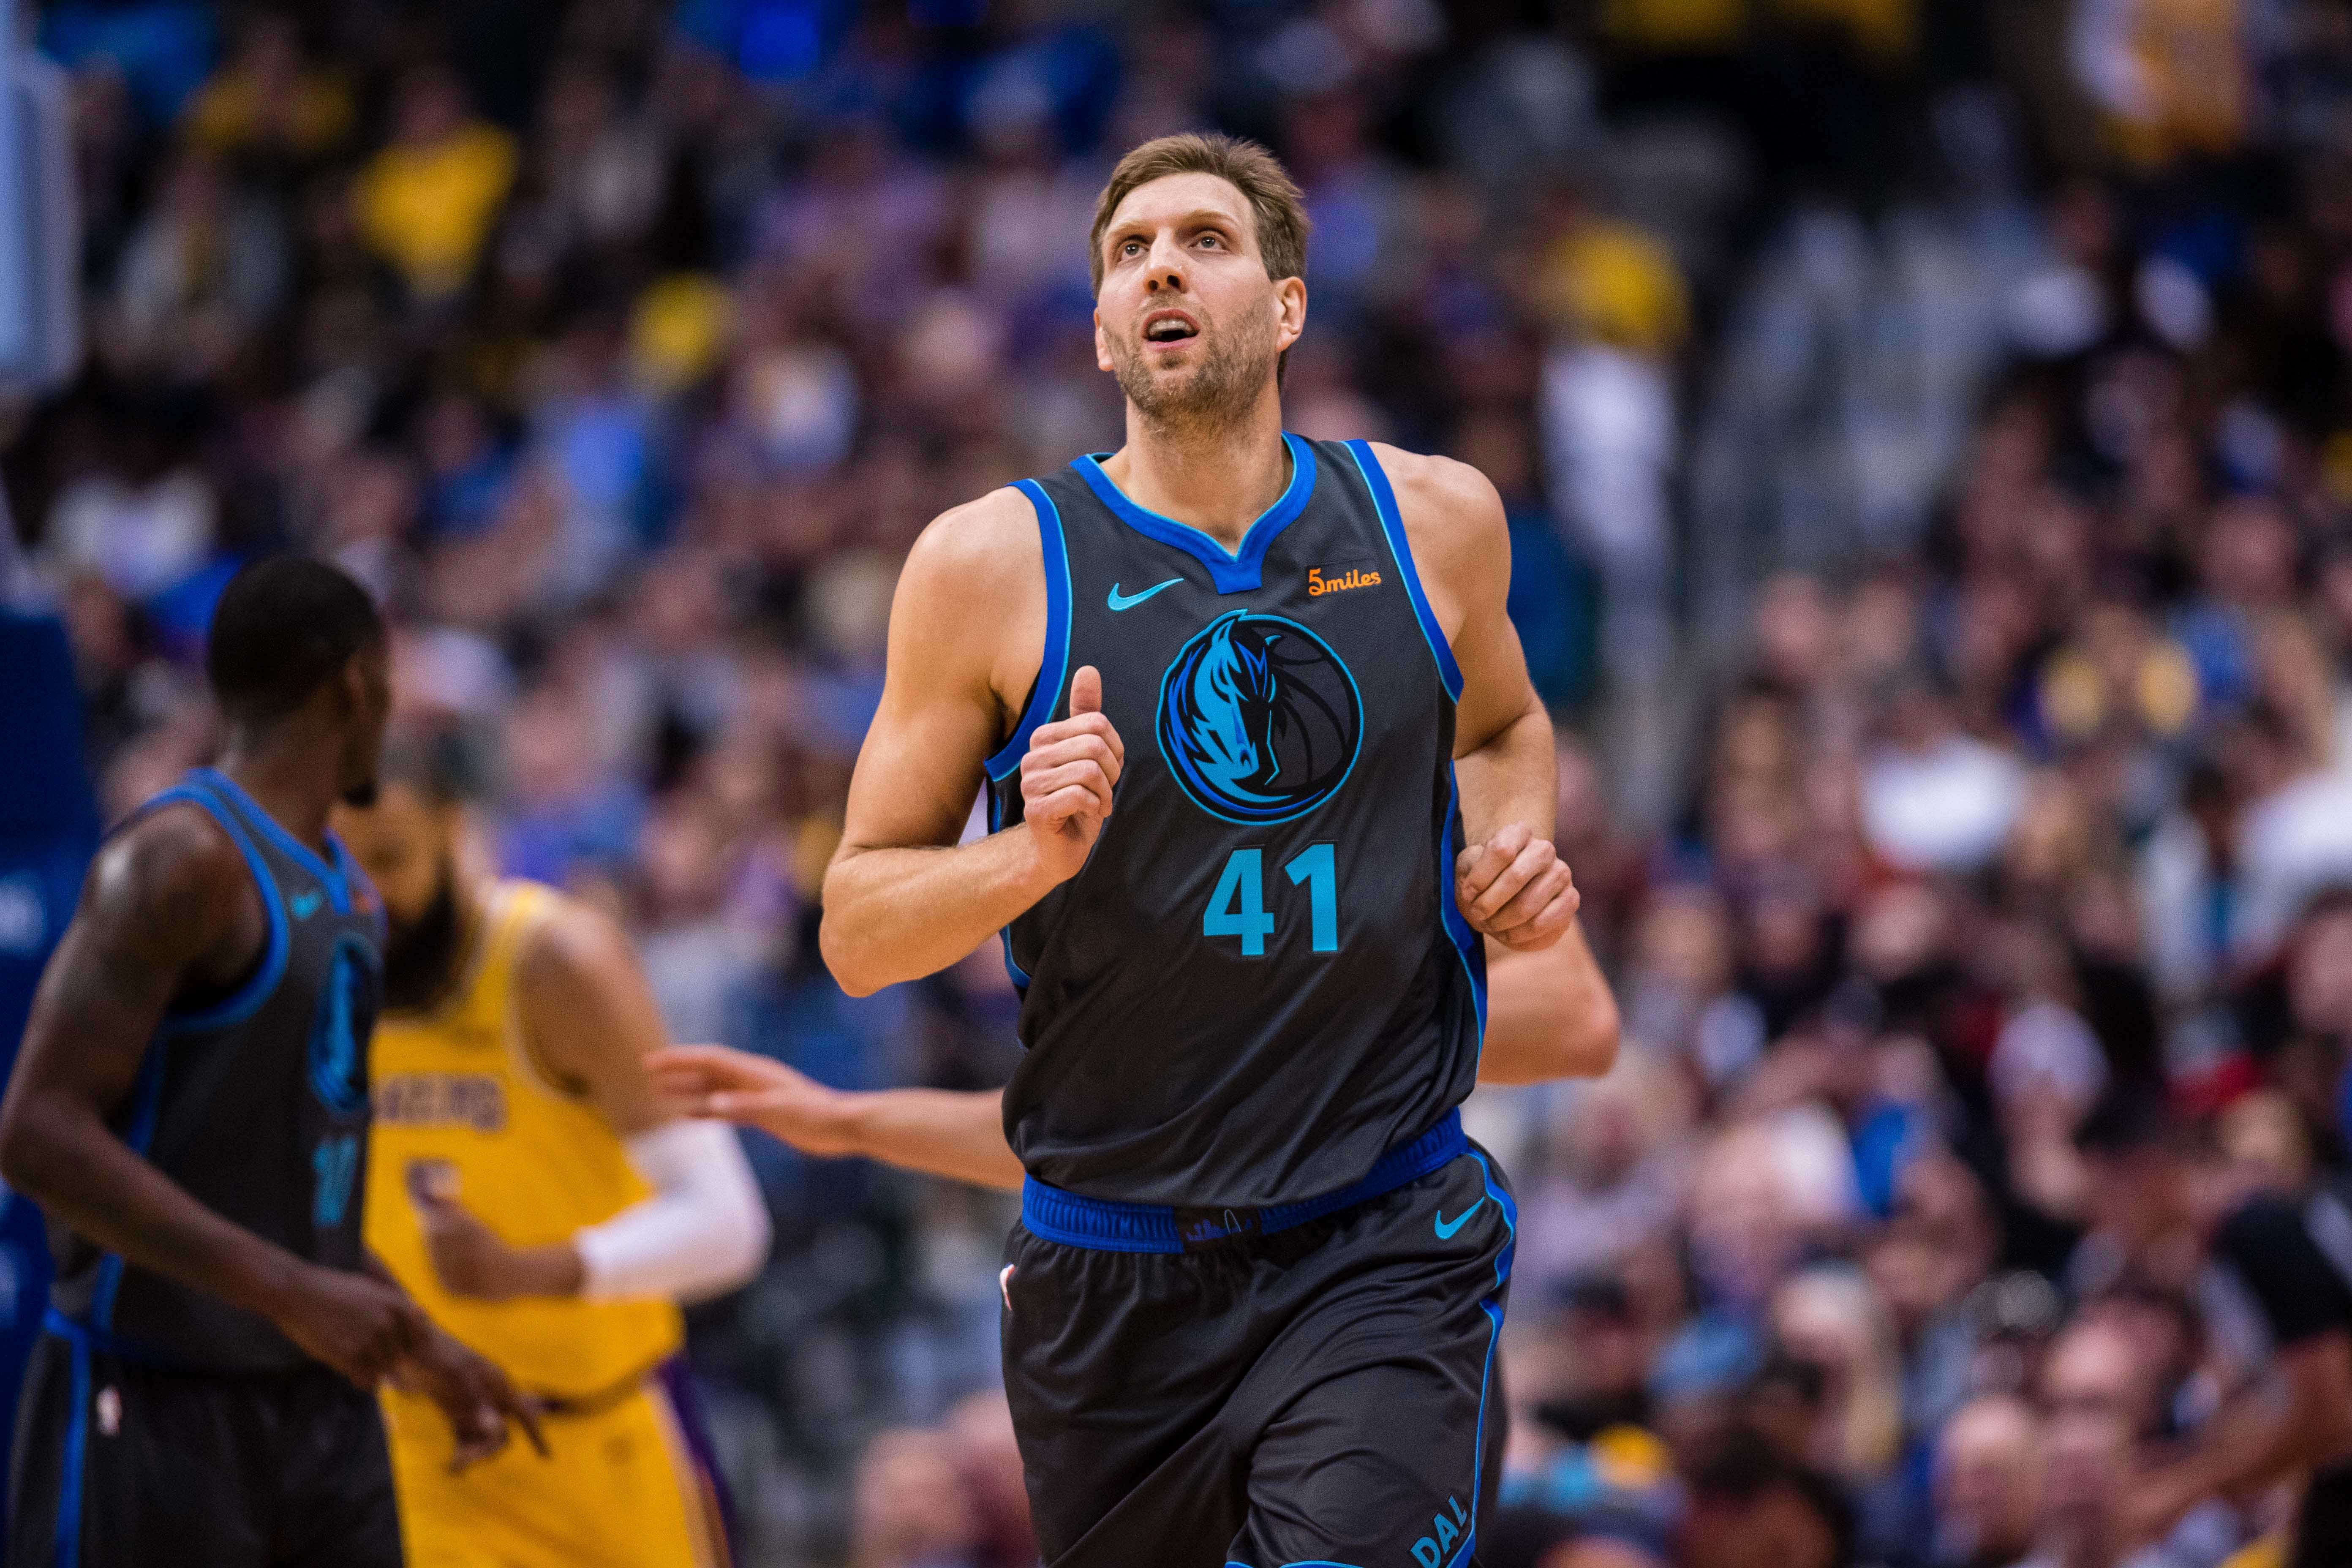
[
  {"x1": 6, "y1": 1322, "x2": 399, "y2": 1568},
  {"x1": 1002, "y1": 1136, "x2": 1516, "y2": 1568}
]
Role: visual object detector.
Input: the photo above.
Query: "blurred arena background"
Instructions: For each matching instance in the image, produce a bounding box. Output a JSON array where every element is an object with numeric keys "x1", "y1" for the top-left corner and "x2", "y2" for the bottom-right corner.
[{"x1": 6, "y1": 1, "x2": 2352, "y2": 1565}]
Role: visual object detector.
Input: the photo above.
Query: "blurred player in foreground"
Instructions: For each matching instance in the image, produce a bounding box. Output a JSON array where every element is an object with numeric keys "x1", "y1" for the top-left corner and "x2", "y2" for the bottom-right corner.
[
  {"x1": 653, "y1": 930, "x2": 1617, "y2": 1195},
  {"x1": 0, "y1": 559, "x2": 540, "y2": 1568},
  {"x1": 336, "y1": 731, "x2": 769, "y2": 1568}
]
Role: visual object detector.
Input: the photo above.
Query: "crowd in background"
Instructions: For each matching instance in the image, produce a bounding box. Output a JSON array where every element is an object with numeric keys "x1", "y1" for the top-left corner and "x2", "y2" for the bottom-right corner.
[{"x1": 15, "y1": 0, "x2": 2352, "y2": 1564}]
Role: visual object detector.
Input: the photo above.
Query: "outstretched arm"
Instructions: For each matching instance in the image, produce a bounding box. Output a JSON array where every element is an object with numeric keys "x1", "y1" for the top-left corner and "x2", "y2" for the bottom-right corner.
[
  {"x1": 650, "y1": 1050, "x2": 1024, "y2": 1191},
  {"x1": 1380, "y1": 446, "x2": 1578, "y2": 954},
  {"x1": 818, "y1": 490, "x2": 1125, "y2": 996},
  {"x1": 650, "y1": 927, "x2": 1621, "y2": 1190}
]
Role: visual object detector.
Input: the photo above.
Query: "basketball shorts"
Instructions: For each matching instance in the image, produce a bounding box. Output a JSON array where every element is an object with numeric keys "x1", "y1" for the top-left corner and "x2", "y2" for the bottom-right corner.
[
  {"x1": 382, "y1": 1357, "x2": 730, "y2": 1568},
  {"x1": 1002, "y1": 1114, "x2": 1514, "y2": 1568},
  {"x1": 6, "y1": 1316, "x2": 400, "y2": 1568}
]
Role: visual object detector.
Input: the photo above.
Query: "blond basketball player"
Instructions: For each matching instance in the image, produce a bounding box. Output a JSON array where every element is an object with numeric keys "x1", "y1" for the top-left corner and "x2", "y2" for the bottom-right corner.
[{"x1": 335, "y1": 734, "x2": 769, "y2": 1568}]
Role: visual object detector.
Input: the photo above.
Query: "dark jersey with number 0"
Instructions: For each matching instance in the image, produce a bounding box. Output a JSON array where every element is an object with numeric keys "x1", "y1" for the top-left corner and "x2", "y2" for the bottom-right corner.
[
  {"x1": 984, "y1": 435, "x2": 1486, "y2": 1208},
  {"x1": 48, "y1": 768, "x2": 383, "y2": 1372}
]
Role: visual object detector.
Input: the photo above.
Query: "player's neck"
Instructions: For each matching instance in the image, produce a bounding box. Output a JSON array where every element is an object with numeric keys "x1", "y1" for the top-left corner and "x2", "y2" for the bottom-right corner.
[
  {"x1": 214, "y1": 730, "x2": 342, "y2": 854},
  {"x1": 1103, "y1": 392, "x2": 1290, "y2": 552}
]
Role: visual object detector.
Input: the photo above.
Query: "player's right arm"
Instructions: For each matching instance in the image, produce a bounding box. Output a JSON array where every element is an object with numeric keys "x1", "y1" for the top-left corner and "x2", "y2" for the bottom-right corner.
[
  {"x1": 0, "y1": 808, "x2": 423, "y2": 1387},
  {"x1": 819, "y1": 489, "x2": 1124, "y2": 997}
]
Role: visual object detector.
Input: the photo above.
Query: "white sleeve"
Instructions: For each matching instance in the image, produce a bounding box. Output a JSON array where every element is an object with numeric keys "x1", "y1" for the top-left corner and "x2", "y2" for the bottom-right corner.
[{"x1": 574, "y1": 1119, "x2": 772, "y2": 1303}]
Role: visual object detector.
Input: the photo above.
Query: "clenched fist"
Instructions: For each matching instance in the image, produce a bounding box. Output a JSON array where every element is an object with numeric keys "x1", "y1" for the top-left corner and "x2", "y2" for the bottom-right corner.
[
  {"x1": 1455, "y1": 822, "x2": 1579, "y2": 951},
  {"x1": 1021, "y1": 664, "x2": 1123, "y2": 885}
]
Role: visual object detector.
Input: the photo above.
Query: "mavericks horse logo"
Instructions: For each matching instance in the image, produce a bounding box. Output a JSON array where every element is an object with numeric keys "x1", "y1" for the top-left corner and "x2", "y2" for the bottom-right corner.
[
  {"x1": 308, "y1": 933, "x2": 376, "y2": 1117},
  {"x1": 1155, "y1": 611, "x2": 1362, "y2": 824}
]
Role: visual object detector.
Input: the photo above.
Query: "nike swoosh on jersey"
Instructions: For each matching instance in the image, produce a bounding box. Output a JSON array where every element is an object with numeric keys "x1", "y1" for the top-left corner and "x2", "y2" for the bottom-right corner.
[
  {"x1": 289, "y1": 892, "x2": 323, "y2": 920},
  {"x1": 1107, "y1": 577, "x2": 1183, "y2": 611},
  {"x1": 1433, "y1": 1198, "x2": 1486, "y2": 1239}
]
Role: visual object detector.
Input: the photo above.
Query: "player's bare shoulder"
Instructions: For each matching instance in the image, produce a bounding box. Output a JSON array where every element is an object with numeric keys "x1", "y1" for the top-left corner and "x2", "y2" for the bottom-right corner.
[
  {"x1": 893, "y1": 484, "x2": 1049, "y2": 718},
  {"x1": 1362, "y1": 444, "x2": 1508, "y2": 633},
  {"x1": 82, "y1": 798, "x2": 254, "y2": 968}
]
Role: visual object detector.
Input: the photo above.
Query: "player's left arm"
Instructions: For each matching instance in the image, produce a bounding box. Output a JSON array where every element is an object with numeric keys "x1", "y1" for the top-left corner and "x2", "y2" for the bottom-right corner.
[
  {"x1": 1379, "y1": 444, "x2": 1578, "y2": 953},
  {"x1": 407, "y1": 898, "x2": 772, "y2": 1303}
]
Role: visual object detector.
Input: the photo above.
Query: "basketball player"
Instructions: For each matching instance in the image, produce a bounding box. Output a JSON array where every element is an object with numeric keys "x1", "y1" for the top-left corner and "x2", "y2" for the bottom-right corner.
[
  {"x1": 650, "y1": 933, "x2": 1618, "y2": 1192},
  {"x1": 787, "y1": 132, "x2": 1590, "y2": 1568},
  {"x1": 0, "y1": 558, "x2": 542, "y2": 1568},
  {"x1": 334, "y1": 733, "x2": 768, "y2": 1568}
]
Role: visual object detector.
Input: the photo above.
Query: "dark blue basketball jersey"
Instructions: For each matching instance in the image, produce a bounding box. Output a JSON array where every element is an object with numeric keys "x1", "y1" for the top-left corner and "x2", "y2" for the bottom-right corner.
[
  {"x1": 986, "y1": 436, "x2": 1487, "y2": 1209},
  {"x1": 48, "y1": 768, "x2": 383, "y2": 1372}
]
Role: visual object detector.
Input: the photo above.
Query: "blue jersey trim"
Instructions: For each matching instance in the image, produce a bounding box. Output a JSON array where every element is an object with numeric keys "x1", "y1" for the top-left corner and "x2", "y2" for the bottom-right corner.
[
  {"x1": 1440, "y1": 768, "x2": 1488, "y2": 1044},
  {"x1": 1073, "y1": 433, "x2": 1316, "y2": 594},
  {"x1": 54, "y1": 1320, "x2": 89, "y2": 1568},
  {"x1": 984, "y1": 792, "x2": 1032, "y2": 992},
  {"x1": 1342, "y1": 441, "x2": 1463, "y2": 702},
  {"x1": 142, "y1": 783, "x2": 292, "y2": 1036},
  {"x1": 984, "y1": 481, "x2": 1074, "y2": 784},
  {"x1": 1457, "y1": 1149, "x2": 1515, "y2": 1568},
  {"x1": 92, "y1": 1037, "x2": 178, "y2": 1328},
  {"x1": 1022, "y1": 1111, "x2": 1464, "y2": 1253},
  {"x1": 89, "y1": 778, "x2": 295, "y2": 1332},
  {"x1": 193, "y1": 768, "x2": 351, "y2": 914}
]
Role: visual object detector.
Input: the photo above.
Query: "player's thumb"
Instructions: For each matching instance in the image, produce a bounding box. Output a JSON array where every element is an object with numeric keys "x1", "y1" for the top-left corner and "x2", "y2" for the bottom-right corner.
[{"x1": 1069, "y1": 665, "x2": 1102, "y2": 716}]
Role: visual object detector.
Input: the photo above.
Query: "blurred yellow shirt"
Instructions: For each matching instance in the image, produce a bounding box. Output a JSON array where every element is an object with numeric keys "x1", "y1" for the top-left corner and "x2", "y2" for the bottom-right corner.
[
  {"x1": 356, "y1": 124, "x2": 517, "y2": 299},
  {"x1": 1601, "y1": 0, "x2": 1748, "y2": 51},
  {"x1": 1539, "y1": 221, "x2": 1691, "y2": 357}
]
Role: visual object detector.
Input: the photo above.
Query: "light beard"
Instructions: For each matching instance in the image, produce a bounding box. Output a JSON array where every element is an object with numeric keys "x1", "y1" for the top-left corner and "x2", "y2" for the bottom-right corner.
[{"x1": 1107, "y1": 311, "x2": 1279, "y2": 441}]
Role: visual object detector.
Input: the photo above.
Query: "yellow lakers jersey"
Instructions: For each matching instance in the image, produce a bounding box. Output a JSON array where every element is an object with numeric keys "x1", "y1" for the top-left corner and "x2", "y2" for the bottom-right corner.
[{"x1": 365, "y1": 879, "x2": 681, "y2": 1399}]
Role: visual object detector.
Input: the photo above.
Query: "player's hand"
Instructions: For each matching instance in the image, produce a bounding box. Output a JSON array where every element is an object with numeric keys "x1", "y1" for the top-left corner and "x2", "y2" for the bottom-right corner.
[
  {"x1": 1021, "y1": 664, "x2": 1122, "y2": 885},
  {"x1": 391, "y1": 1326, "x2": 549, "y2": 1473},
  {"x1": 269, "y1": 1262, "x2": 429, "y2": 1390},
  {"x1": 405, "y1": 1161, "x2": 575, "y2": 1301},
  {"x1": 1455, "y1": 822, "x2": 1579, "y2": 951},
  {"x1": 647, "y1": 1044, "x2": 853, "y2": 1156}
]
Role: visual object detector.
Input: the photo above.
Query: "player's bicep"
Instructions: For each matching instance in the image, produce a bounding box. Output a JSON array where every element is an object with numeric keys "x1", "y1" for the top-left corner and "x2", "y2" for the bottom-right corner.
[
  {"x1": 1375, "y1": 446, "x2": 1539, "y2": 757},
  {"x1": 1437, "y1": 504, "x2": 1538, "y2": 758},
  {"x1": 838, "y1": 496, "x2": 1038, "y2": 855},
  {"x1": 513, "y1": 903, "x2": 672, "y2": 1137},
  {"x1": 9, "y1": 821, "x2": 232, "y2": 1112}
]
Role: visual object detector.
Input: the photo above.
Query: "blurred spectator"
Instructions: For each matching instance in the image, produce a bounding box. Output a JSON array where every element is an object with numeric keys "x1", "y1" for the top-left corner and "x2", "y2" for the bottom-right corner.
[
  {"x1": 1931, "y1": 1394, "x2": 2045, "y2": 1568},
  {"x1": 356, "y1": 65, "x2": 516, "y2": 303}
]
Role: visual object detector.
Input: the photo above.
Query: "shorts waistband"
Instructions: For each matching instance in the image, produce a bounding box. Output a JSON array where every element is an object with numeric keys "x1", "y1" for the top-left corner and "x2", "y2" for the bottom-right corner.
[{"x1": 1020, "y1": 1110, "x2": 1466, "y2": 1254}]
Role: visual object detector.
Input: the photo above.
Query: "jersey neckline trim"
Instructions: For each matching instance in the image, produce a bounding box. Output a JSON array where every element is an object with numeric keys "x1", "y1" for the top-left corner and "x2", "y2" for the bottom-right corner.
[
  {"x1": 1072, "y1": 432, "x2": 1316, "y2": 594},
  {"x1": 193, "y1": 768, "x2": 355, "y2": 914}
]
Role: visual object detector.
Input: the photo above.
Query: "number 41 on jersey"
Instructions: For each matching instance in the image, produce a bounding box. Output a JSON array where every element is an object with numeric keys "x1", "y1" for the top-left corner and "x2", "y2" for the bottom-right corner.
[{"x1": 1205, "y1": 845, "x2": 1338, "y2": 957}]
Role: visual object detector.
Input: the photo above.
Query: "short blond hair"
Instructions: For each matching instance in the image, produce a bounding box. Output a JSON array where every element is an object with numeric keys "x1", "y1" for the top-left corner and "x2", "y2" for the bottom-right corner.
[{"x1": 1087, "y1": 133, "x2": 1310, "y2": 296}]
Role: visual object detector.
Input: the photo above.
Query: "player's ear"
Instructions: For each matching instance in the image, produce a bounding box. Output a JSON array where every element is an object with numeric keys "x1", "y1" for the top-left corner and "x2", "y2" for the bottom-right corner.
[
  {"x1": 1274, "y1": 276, "x2": 1306, "y2": 355},
  {"x1": 1094, "y1": 307, "x2": 1113, "y2": 374}
]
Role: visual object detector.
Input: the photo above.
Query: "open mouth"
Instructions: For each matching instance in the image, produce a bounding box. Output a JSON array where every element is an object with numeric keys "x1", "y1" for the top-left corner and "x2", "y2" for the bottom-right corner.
[{"x1": 1142, "y1": 311, "x2": 1200, "y2": 345}]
